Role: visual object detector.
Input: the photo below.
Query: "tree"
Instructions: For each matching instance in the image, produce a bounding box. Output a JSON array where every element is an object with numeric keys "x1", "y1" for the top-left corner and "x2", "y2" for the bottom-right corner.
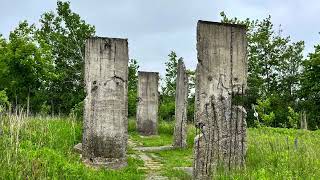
[
  {"x1": 0, "y1": 35, "x2": 8, "y2": 91},
  {"x1": 159, "y1": 51, "x2": 196, "y2": 121},
  {"x1": 37, "y1": 1, "x2": 95, "y2": 114},
  {"x1": 220, "y1": 12, "x2": 305, "y2": 127},
  {"x1": 300, "y1": 43, "x2": 320, "y2": 129},
  {"x1": 128, "y1": 59, "x2": 139, "y2": 117},
  {"x1": 0, "y1": 21, "x2": 53, "y2": 114},
  {"x1": 158, "y1": 51, "x2": 183, "y2": 121},
  {"x1": 162, "y1": 51, "x2": 182, "y2": 97}
]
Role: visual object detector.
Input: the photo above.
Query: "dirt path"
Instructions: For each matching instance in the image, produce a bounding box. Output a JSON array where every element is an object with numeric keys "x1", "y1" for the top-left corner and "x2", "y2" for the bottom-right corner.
[{"x1": 128, "y1": 139, "x2": 168, "y2": 180}]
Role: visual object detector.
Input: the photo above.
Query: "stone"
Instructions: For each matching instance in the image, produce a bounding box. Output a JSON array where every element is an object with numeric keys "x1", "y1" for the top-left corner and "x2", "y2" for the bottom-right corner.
[
  {"x1": 193, "y1": 21, "x2": 248, "y2": 179},
  {"x1": 136, "y1": 71, "x2": 159, "y2": 135},
  {"x1": 82, "y1": 37, "x2": 128, "y2": 169},
  {"x1": 146, "y1": 176, "x2": 168, "y2": 180},
  {"x1": 73, "y1": 143, "x2": 82, "y2": 154},
  {"x1": 173, "y1": 59, "x2": 189, "y2": 148},
  {"x1": 133, "y1": 145, "x2": 175, "y2": 152},
  {"x1": 174, "y1": 167, "x2": 193, "y2": 176}
]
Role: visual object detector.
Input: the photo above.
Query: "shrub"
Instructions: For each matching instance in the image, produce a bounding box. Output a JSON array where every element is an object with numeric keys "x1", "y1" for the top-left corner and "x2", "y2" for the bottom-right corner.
[
  {"x1": 0, "y1": 90, "x2": 9, "y2": 113},
  {"x1": 70, "y1": 101, "x2": 84, "y2": 120},
  {"x1": 256, "y1": 98, "x2": 276, "y2": 126},
  {"x1": 287, "y1": 106, "x2": 299, "y2": 128},
  {"x1": 159, "y1": 101, "x2": 175, "y2": 121},
  {"x1": 128, "y1": 90, "x2": 137, "y2": 117}
]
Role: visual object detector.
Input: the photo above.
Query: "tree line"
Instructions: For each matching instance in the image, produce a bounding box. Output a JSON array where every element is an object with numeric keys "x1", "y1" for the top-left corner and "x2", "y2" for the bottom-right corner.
[{"x1": 0, "y1": 2, "x2": 319, "y2": 129}]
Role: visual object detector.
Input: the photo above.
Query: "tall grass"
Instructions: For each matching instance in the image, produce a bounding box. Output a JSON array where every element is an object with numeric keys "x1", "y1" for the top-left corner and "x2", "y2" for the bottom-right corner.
[
  {"x1": 151, "y1": 123, "x2": 320, "y2": 179},
  {"x1": 0, "y1": 114, "x2": 144, "y2": 179},
  {"x1": 1, "y1": 115, "x2": 320, "y2": 179},
  {"x1": 239, "y1": 128, "x2": 320, "y2": 179}
]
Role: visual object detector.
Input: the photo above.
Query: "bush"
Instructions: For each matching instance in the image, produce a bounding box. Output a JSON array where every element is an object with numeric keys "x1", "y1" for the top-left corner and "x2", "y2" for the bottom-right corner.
[
  {"x1": 159, "y1": 101, "x2": 175, "y2": 121},
  {"x1": 287, "y1": 106, "x2": 299, "y2": 128},
  {"x1": 39, "y1": 102, "x2": 51, "y2": 116},
  {"x1": 256, "y1": 98, "x2": 276, "y2": 126},
  {"x1": 70, "y1": 101, "x2": 84, "y2": 120},
  {"x1": 128, "y1": 90, "x2": 137, "y2": 117},
  {"x1": 187, "y1": 97, "x2": 195, "y2": 122},
  {"x1": 0, "y1": 90, "x2": 9, "y2": 112}
]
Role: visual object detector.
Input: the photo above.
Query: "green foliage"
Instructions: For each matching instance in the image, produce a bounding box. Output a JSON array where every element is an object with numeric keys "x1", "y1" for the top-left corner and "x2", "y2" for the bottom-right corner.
[
  {"x1": 2, "y1": 116, "x2": 320, "y2": 179},
  {"x1": 213, "y1": 127, "x2": 320, "y2": 179},
  {"x1": 287, "y1": 106, "x2": 299, "y2": 128},
  {"x1": 128, "y1": 117, "x2": 137, "y2": 133},
  {"x1": 162, "y1": 51, "x2": 181, "y2": 97},
  {"x1": 129, "y1": 119, "x2": 175, "y2": 147},
  {"x1": 0, "y1": 21, "x2": 53, "y2": 113},
  {"x1": 130, "y1": 118, "x2": 320, "y2": 179},
  {"x1": 36, "y1": 1, "x2": 95, "y2": 114},
  {"x1": 220, "y1": 12, "x2": 305, "y2": 128},
  {"x1": 160, "y1": 51, "x2": 196, "y2": 122},
  {"x1": 256, "y1": 98, "x2": 275, "y2": 126},
  {"x1": 159, "y1": 100, "x2": 175, "y2": 121},
  {"x1": 300, "y1": 43, "x2": 320, "y2": 129},
  {"x1": 128, "y1": 59, "x2": 139, "y2": 117},
  {"x1": 0, "y1": 1, "x2": 95, "y2": 115},
  {"x1": 186, "y1": 69, "x2": 195, "y2": 94},
  {"x1": 0, "y1": 116, "x2": 145, "y2": 179},
  {"x1": 0, "y1": 90, "x2": 9, "y2": 113},
  {"x1": 70, "y1": 101, "x2": 84, "y2": 120},
  {"x1": 39, "y1": 102, "x2": 51, "y2": 116},
  {"x1": 158, "y1": 51, "x2": 180, "y2": 121},
  {"x1": 187, "y1": 96, "x2": 195, "y2": 122}
]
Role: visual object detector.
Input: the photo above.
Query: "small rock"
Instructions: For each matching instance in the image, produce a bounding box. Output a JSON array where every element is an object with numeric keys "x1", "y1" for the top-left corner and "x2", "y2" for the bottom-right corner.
[
  {"x1": 133, "y1": 145, "x2": 175, "y2": 152},
  {"x1": 73, "y1": 143, "x2": 82, "y2": 154},
  {"x1": 174, "y1": 167, "x2": 193, "y2": 176}
]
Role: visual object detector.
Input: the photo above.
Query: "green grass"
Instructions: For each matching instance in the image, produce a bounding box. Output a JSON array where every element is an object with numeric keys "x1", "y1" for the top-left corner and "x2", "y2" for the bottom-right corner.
[
  {"x1": 0, "y1": 115, "x2": 145, "y2": 179},
  {"x1": 147, "y1": 123, "x2": 320, "y2": 179},
  {"x1": 129, "y1": 119, "x2": 175, "y2": 147},
  {"x1": 1, "y1": 116, "x2": 320, "y2": 179}
]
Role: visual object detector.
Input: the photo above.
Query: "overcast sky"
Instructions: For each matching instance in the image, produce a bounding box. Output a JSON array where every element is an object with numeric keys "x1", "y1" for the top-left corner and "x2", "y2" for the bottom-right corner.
[{"x1": 1, "y1": 0, "x2": 319, "y2": 77}]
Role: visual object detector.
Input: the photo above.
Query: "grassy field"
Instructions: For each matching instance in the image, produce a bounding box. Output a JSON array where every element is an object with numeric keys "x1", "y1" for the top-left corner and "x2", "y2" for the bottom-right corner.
[{"x1": 0, "y1": 115, "x2": 320, "y2": 179}]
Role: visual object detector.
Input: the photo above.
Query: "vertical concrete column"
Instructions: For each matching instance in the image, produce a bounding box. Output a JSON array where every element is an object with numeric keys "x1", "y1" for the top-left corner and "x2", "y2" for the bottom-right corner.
[
  {"x1": 193, "y1": 21, "x2": 248, "y2": 179},
  {"x1": 173, "y1": 59, "x2": 189, "y2": 148},
  {"x1": 136, "y1": 71, "x2": 159, "y2": 135},
  {"x1": 82, "y1": 37, "x2": 128, "y2": 169},
  {"x1": 300, "y1": 111, "x2": 307, "y2": 130}
]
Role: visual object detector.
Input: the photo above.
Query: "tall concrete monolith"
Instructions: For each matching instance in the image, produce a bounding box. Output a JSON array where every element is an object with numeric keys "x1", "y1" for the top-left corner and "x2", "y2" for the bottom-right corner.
[
  {"x1": 193, "y1": 21, "x2": 248, "y2": 179},
  {"x1": 173, "y1": 59, "x2": 189, "y2": 148},
  {"x1": 136, "y1": 71, "x2": 159, "y2": 135},
  {"x1": 300, "y1": 111, "x2": 307, "y2": 130},
  {"x1": 82, "y1": 37, "x2": 128, "y2": 169}
]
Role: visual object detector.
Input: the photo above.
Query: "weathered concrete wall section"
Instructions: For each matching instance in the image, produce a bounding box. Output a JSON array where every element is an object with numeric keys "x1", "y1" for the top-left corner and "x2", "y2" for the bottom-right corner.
[
  {"x1": 82, "y1": 37, "x2": 128, "y2": 168},
  {"x1": 300, "y1": 111, "x2": 307, "y2": 130},
  {"x1": 193, "y1": 21, "x2": 248, "y2": 179},
  {"x1": 136, "y1": 72, "x2": 159, "y2": 135},
  {"x1": 173, "y1": 59, "x2": 189, "y2": 148}
]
